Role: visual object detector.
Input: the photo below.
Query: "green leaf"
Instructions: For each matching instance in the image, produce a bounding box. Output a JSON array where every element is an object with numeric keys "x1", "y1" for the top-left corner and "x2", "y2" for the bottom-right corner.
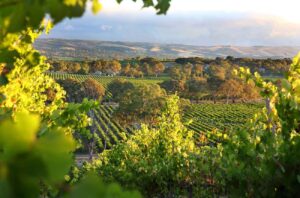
[
  {"x1": 66, "y1": 174, "x2": 141, "y2": 198},
  {"x1": 0, "y1": 113, "x2": 40, "y2": 158},
  {"x1": 34, "y1": 129, "x2": 75, "y2": 183},
  {"x1": 155, "y1": 0, "x2": 171, "y2": 14}
]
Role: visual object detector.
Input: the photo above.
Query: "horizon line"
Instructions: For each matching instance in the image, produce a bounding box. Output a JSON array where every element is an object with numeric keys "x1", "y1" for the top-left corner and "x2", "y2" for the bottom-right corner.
[{"x1": 37, "y1": 37, "x2": 300, "y2": 48}]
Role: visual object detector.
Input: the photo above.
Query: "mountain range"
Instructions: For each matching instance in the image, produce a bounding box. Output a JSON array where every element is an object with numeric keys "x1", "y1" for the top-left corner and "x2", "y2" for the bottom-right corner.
[{"x1": 35, "y1": 38, "x2": 300, "y2": 60}]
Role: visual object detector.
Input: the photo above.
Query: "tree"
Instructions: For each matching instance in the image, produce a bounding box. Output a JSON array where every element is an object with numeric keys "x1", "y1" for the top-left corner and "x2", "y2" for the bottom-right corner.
[
  {"x1": 152, "y1": 62, "x2": 165, "y2": 77},
  {"x1": 114, "y1": 84, "x2": 167, "y2": 126},
  {"x1": 57, "y1": 78, "x2": 85, "y2": 103},
  {"x1": 142, "y1": 62, "x2": 154, "y2": 76},
  {"x1": 128, "y1": 67, "x2": 138, "y2": 78},
  {"x1": 160, "y1": 79, "x2": 186, "y2": 93},
  {"x1": 169, "y1": 66, "x2": 182, "y2": 80},
  {"x1": 207, "y1": 64, "x2": 227, "y2": 103},
  {"x1": 194, "y1": 64, "x2": 204, "y2": 77},
  {"x1": 183, "y1": 63, "x2": 193, "y2": 79},
  {"x1": 107, "y1": 79, "x2": 135, "y2": 102},
  {"x1": 135, "y1": 70, "x2": 144, "y2": 78},
  {"x1": 90, "y1": 60, "x2": 103, "y2": 73},
  {"x1": 82, "y1": 78, "x2": 105, "y2": 101},
  {"x1": 240, "y1": 80, "x2": 261, "y2": 101},
  {"x1": 207, "y1": 63, "x2": 226, "y2": 82},
  {"x1": 121, "y1": 63, "x2": 131, "y2": 76},
  {"x1": 57, "y1": 61, "x2": 68, "y2": 72},
  {"x1": 66, "y1": 62, "x2": 81, "y2": 73},
  {"x1": 186, "y1": 77, "x2": 208, "y2": 94},
  {"x1": 140, "y1": 57, "x2": 159, "y2": 65},
  {"x1": 78, "y1": 62, "x2": 90, "y2": 74},
  {"x1": 217, "y1": 79, "x2": 243, "y2": 103},
  {"x1": 106, "y1": 60, "x2": 121, "y2": 74}
]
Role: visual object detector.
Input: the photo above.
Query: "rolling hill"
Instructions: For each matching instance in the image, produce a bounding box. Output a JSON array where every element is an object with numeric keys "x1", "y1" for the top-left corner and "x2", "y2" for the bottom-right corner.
[{"x1": 35, "y1": 38, "x2": 300, "y2": 60}]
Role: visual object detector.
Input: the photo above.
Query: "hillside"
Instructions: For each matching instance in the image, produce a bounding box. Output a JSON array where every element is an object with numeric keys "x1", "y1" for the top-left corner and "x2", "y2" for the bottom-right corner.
[{"x1": 35, "y1": 38, "x2": 300, "y2": 60}]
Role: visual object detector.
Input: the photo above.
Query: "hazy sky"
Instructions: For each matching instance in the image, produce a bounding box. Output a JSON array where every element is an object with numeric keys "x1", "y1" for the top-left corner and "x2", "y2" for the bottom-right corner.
[{"x1": 45, "y1": 0, "x2": 300, "y2": 46}]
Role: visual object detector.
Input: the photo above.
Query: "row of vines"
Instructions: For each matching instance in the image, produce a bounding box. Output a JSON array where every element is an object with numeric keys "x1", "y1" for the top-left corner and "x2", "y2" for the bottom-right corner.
[{"x1": 88, "y1": 103, "x2": 261, "y2": 150}]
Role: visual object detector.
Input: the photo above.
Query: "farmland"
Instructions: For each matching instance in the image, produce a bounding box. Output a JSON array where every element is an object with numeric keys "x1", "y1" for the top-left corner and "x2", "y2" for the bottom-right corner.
[
  {"x1": 89, "y1": 103, "x2": 262, "y2": 150},
  {"x1": 47, "y1": 72, "x2": 167, "y2": 98},
  {"x1": 47, "y1": 72, "x2": 168, "y2": 87},
  {"x1": 184, "y1": 103, "x2": 262, "y2": 142},
  {"x1": 49, "y1": 72, "x2": 262, "y2": 150},
  {"x1": 48, "y1": 73, "x2": 263, "y2": 148}
]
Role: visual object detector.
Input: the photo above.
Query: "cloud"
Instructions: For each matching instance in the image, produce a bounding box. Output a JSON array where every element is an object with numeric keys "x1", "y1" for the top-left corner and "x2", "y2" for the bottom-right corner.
[
  {"x1": 92, "y1": 0, "x2": 300, "y2": 23},
  {"x1": 45, "y1": 9, "x2": 300, "y2": 46},
  {"x1": 100, "y1": 25, "x2": 113, "y2": 31}
]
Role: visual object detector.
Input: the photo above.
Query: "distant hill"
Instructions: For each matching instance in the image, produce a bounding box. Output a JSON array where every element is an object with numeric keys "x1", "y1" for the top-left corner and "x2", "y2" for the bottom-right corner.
[{"x1": 35, "y1": 38, "x2": 300, "y2": 60}]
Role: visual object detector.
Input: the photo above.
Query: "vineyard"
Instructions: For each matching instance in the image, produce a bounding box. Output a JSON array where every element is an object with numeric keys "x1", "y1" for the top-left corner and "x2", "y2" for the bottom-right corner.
[
  {"x1": 48, "y1": 72, "x2": 263, "y2": 147},
  {"x1": 92, "y1": 106, "x2": 132, "y2": 150},
  {"x1": 47, "y1": 72, "x2": 166, "y2": 99},
  {"x1": 91, "y1": 103, "x2": 262, "y2": 149},
  {"x1": 184, "y1": 103, "x2": 262, "y2": 142},
  {"x1": 47, "y1": 72, "x2": 166, "y2": 88}
]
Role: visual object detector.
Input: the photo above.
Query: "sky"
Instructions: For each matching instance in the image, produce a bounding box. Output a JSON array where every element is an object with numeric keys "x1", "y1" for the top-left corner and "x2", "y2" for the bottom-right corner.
[{"x1": 45, "y1": 0, "x2": 300, "y2": 46}]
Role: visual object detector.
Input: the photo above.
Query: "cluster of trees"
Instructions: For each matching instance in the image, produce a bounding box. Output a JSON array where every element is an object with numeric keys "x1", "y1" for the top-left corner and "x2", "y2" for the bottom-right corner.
[
  {"x1": 175, "y1": 56, "x2": 291, "y2": 75},
  {"x1": 161, "y1": 63, "x2": 205, "y2": 95},
  {"x1": 113, "y1": 84, "x2": 167, "y2": 126},
  {"x1": 107, "y1": 79, "x2": 190, "y2": 127},
  {"x1": 107, "y1": 79, "x2": 168, "y2": 125},
  {"x1": 57, "y1": 78, "x2": 105, "y2": 103},
  {"x1": 49, "y1": 58, "x2": 166, "y2": 77},
  {"x1": 120, "y1": 62, "x2": 165, "y2": 78},
  {"x1": 50, "y1": 56, "x2": 289, "y2": 82},
  {"x1": 161, "y1": 60, "x2": 260, "y2": 102},
  {"x1": 49, "y1": 60, "x2": 122, "y2": 75},
  {"x1": 107, "y1": 79, "x2": 135, "y2": 102}
]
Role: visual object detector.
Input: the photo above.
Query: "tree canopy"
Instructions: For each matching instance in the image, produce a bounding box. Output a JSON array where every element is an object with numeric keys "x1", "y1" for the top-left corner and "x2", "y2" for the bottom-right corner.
[
  {"x1": 107, "y1": 79, "x2": 135, "y2": 102},
  {"x1": 114, "y1": 84, "x2": 167, "y2": 126}
]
